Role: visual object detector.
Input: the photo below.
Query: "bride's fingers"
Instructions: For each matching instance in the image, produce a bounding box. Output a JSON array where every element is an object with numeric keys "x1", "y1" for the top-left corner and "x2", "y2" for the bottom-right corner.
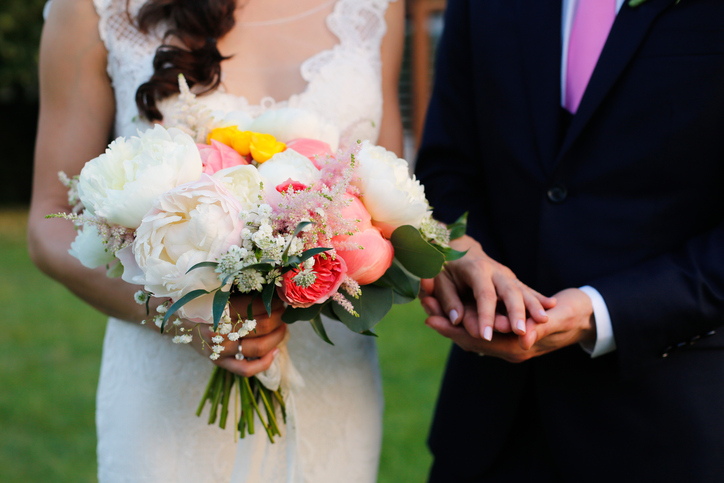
[
  {"x1": 495, "y1": 276, "x2": 527, "y2": 336},
  {"x1": 239, "y1": 324, "x2": 287, "y2": 359},
  {"x1": 245, "y1": 306, "x2": 285, "y2": 337},
  {"x1": 434, "y1": 271, "x2": 466, "y2": 327},
  {"x1": 217, "y1": 347, "x2": 281, "y2": 378}
]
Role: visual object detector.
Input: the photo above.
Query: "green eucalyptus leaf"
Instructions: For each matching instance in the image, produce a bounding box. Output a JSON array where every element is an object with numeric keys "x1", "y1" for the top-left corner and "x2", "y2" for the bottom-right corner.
[
  {"x1": 447, "y1": 212, "x2": 468, "y2": 240},
  {"x1": 163, "y1": 289, "x2": 209, "y2": 331},
  {"x1": 390, "y1": 225, "x2": 446, "y2": 279},
  {"x1": 376, "y1": 258, "x2": 421, "y2": 300},
  {"x1": 332, "y1": 284, "x2": 394, "y2": 333},
  {"x1": 361, "y1": 330, "x2": 378, "y2": 337},
  {"x1": 309, "y1": 315, "x2": 334, "y2": 345},
  {"x1": 186, "y1": 261, "x2": 219, "y2": 274},
  {"x1": 444, "y1": 248, "x2": 468, "y2": 262},
  {"x1": 320, "y1": 303, "x2": 338, "y2": 320},
  {"x1": 212, "y1": 290, "x2": 230, "y2": 332},
  {"x1": 392, "y1": 290, "x2": 416, "y2": 305},
  {"x1": 282, "y1": 304, "x2": 324, "y2": 324}
]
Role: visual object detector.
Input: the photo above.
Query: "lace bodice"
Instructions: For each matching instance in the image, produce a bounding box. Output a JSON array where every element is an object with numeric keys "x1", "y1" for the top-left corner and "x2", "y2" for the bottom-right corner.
[
  {"x1": 88, "y1": 0, "x2": 397, "y2": 481},
  {"x1": 95, "y1": 0, "x2": 394, "y2": 146}
]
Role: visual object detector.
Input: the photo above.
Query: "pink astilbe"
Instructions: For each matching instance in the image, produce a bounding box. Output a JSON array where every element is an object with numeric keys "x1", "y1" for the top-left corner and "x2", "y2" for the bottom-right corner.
[
  {"x1": 331, "y1": 292, "x2": 357, "y2": 316},
  {"x1": 270, "y1": 143, "x2": 364, "y2": 250}
]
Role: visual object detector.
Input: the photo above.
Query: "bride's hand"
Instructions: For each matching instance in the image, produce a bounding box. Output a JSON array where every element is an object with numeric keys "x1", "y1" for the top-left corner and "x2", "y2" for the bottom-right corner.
[
  {"x1": 174, "y1": 295, "x2": 288, "y2": 378},
  {"x1": 425, "y1": 235, "x2": 556, "y2": 344}
]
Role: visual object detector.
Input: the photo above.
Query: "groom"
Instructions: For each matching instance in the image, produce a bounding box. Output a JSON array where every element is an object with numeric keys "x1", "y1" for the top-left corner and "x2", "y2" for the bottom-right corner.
[{"x1": 416, "y1": 0, "x2": 724, "y2": 481}]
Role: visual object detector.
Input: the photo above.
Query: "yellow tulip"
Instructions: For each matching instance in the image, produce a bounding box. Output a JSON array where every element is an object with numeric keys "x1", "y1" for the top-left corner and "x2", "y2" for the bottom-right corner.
[{"x1": 250, "y1": 133, "x2": 287, "y2": 163}]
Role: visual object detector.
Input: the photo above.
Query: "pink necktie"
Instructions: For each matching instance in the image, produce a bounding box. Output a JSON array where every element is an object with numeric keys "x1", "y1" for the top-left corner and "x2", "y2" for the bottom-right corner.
[{"x1": 565, "y1": 0, "x2": 617, "y2": 114}]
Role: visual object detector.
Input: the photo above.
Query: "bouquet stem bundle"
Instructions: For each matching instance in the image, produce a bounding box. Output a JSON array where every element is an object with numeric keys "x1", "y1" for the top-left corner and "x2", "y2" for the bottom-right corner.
[{"x1": 198, "y1": 367, "x2": 286, "y2": 442}]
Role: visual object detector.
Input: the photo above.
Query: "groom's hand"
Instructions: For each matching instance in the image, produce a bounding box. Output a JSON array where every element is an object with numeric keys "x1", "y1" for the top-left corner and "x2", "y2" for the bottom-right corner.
[
  {"x1": 422, "y1": 288, "x2": 596, "y2": 362},
  {"x1": 432, "y1": 235, "x2": 556, "y2": 341}
]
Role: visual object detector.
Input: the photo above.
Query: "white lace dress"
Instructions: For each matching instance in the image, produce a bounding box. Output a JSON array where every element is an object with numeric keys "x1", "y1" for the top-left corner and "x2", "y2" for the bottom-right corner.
[{"x1": 87, "y1": 0, "x2": 397, "y2": 481}]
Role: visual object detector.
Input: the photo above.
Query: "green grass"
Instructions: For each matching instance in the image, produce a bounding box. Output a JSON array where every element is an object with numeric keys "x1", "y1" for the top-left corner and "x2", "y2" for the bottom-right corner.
[{"x1": 0, "y1": 209, "x2": 450, "y2": 482}]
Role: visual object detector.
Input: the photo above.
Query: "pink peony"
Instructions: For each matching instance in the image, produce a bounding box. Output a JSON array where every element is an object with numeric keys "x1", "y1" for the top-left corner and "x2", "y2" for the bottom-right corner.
[
  {"x1": 286, "y1": 138, "x2": 333, "y2": 169},
  {"x1": 198, "y1": 140, "x2": 248, "y2": 175},
  {"x1": 333, "y1": 227, "x2": 393, "y2": 285},
  {"x1": 332, "y1": 194, "x2": 393, "y2": 285},
  {"x1": 279, "y1": 254, "x2": 347, "y2": 308}
]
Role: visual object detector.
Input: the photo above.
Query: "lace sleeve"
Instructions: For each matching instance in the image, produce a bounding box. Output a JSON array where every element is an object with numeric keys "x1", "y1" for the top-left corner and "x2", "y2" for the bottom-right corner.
[{"x1": 326, "y1": 0, "x2": 398, "y2": 52}]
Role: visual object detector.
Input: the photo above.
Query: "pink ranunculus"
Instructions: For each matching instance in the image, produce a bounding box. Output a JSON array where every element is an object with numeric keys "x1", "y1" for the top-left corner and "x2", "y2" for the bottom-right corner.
[
  {"x1": 198, "y1": 139, "x2": 248, "y2": 175},
  {"x1": 279, "y1": 253, "x2": 347, "y2": 308},
  {"x1": 333, "y1": 227, "x2": 394, "y2": 285},
  {"x1": 286, "y1": 138, "x2": 333, "y2": 169}
]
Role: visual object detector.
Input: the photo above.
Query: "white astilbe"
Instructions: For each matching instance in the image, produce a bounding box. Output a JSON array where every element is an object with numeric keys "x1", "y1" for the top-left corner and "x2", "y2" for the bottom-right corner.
[
  {"x1": 58, "y1": 171, "x2": 83, "y2": 213},
  {"x1": 160, "y1": 75, "x2": 219, "y2": 143}
]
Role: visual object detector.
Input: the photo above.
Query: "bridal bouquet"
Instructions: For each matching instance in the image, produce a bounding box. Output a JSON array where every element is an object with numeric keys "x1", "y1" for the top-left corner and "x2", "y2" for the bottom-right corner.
[{"x1": 52, "y1": 76, "x2": 465, "y2": 443}]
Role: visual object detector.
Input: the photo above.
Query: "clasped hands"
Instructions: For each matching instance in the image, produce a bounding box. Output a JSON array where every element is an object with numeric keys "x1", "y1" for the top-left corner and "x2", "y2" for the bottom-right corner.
[{"x1": 420, "y1": 235, "x2": 597, "y2": 362}]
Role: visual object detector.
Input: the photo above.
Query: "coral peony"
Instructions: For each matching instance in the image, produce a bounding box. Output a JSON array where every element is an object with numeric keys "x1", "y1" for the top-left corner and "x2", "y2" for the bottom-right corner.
[{"x1": 279, "y1": 253, "x2": 347, "y2": 308}]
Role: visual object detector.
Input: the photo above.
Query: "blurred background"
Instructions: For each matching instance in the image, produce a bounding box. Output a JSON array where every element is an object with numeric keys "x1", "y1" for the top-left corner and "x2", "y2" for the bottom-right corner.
[{"x1": 0, "y1": 0, "x2": 448, "y2": 481}]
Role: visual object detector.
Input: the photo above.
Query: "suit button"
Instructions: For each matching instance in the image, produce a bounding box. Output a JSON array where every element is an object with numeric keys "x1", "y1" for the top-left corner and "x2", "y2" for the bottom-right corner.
[{"x1": 547, "y1": 185, "x2": 568, "y2": 203}]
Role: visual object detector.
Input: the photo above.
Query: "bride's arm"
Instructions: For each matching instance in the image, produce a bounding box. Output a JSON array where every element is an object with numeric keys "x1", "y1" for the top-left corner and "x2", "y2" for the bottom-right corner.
[
  {"x1": 28, "y1": 0, "x2": 284, "y2": 375},
  {"x1": 376, "y1": 0, "x2": 405, "y2": 157}
]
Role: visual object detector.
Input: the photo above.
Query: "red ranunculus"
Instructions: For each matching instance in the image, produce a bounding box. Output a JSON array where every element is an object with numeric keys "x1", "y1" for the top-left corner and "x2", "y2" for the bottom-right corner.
[{"x1": 279, "y1": 253, "x2": 347, "y2": 308}]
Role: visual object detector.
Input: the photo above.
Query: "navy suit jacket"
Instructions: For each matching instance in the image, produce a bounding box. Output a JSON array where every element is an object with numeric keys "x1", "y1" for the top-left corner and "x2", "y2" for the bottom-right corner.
[{"x1": 416, "y1": 0, "x2": 724, "y2": 481}]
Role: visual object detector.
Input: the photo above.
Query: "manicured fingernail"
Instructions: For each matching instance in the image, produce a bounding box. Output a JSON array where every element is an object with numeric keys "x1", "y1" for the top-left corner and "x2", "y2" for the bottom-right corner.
[
  {"x1": 517, "y1": 319, "x2": 526, "y2": 333},
  {"x1": 449, "y1": 309, "x2": 459, "y2": 324},
  {"x1": 273, "y1": 348, "x2": 280, "y2": 358},
  {"x1": 539, "y1": 309, "x2": 547, "y2": 317},
  {"x1": 483, "y1": 326, "x2": 493, "y2": 341}
]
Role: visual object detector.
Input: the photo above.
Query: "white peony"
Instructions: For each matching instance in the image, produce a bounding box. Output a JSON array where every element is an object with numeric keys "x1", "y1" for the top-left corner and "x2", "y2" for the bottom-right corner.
[
  {"x1": 119, "y1": 175, "x2": 245, "y2": 324},
  {"x1": 257, "y1": 149, "x2": 321, "y2": 189},
  {"x1": 352, "y1": 141, "x2": 431, "y2": 238},
  {"x1": 77, "y1": 125, "x2": 203, "y2": 229},
  {"x1": 68, "y1": 223, "x2": 116, "y2": 269},
  {"x1": 212, "y1": 165, "x2": 264, "y2": 210},
  {"x1": 249, "y1": 108, "x2": 340, "y2": 152}
]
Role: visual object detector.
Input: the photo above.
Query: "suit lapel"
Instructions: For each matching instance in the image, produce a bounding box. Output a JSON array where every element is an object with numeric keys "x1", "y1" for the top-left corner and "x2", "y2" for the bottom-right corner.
[
  {"x1": 516, "y1": 1, "x2": 563, "y2": 174},
  {"x1": 555, "y1": 0, "x2": 674, "y2": 166}
]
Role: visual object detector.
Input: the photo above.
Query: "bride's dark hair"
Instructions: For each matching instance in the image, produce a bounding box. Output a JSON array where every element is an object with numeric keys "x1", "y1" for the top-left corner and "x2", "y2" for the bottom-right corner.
[{"x1": 134, "y1": 0, "x2": 238, "y2": 122}]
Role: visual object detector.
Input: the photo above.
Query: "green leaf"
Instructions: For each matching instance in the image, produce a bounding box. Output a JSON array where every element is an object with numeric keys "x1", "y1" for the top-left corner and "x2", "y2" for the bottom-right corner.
[
  {"x1": 628, "y1": 0, "x2": 646, "y2": 6},
  {"x1": 246, "y1": 292, "x2": 259, "y2": 321},
  {"x1": 320, "y1": 303, "x2": 337, "y2": 320},
  {"x1": 186, "y1": 261, "x2": 219, "y2": 274},
  {"x1": 431, "y1": 244, "x2": 468, "y2": 262},
  {"x1": 212, "y1": 290, "x2": 230, "y2": 332},
  {"x1": 282, "y1": 221, "x2": 314, "y2": 262},
  {"x1": 261, "y1": 283, "x2": 275, "y2": 317},
  {"x1": 360, "y1": 330, "x2": 378, "y2": 337},
  {"x1": 298, "y1": 247, "x2": 331, "y2": 263},
  {"x1": 282, "y1": 304, "x2": 324, "y2": 324},
  {"x1": 162, "y1": 289, "x2": 209, "y2": 331},
  {"x1": 447, "y1": 212, "x2": 468, "y2": 240},
  {"x1": 392, "y1": 290, "x2": 416, "y2": 305},
  {"x1": 390, "y1": 225, "x2": 446, "y2": 279},
  {"x1": 331, "y1": 284, "x2": 394, "y2": 333},
  {"x1": 375, "y1": 258, "x2": 421, "y2": 300},
  {"x1": 309, "y1": 315, "x2": 334, "y2": 345}
]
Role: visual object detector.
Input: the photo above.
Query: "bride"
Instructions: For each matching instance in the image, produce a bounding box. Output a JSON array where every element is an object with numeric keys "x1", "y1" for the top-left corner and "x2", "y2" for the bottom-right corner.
[{"x1": 28, "y1": 0, "x2": 404, "y2": 481}]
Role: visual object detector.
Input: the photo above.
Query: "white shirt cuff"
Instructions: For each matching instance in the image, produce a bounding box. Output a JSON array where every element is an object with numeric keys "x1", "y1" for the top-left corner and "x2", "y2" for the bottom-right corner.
[{"x1": 578, "y1": 285, "x2": 616, "y2": 358}]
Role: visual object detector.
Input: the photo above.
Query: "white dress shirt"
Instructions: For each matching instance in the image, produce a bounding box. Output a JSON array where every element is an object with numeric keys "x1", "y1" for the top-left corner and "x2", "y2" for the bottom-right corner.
[{"x1": 561, "y1": 0, "x2": 625, "y2": 357}]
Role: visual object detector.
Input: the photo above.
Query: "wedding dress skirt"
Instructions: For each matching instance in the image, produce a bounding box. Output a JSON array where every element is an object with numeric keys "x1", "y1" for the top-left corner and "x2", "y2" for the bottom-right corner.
[{"x1": 97, "y1": 318, "x2": 383, "y2": 482}]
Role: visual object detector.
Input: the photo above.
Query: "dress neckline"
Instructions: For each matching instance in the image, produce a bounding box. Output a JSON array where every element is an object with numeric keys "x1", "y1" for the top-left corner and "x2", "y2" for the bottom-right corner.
[{"x1": 214, "y1": 0, "x2": 344, "y2": 112}]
